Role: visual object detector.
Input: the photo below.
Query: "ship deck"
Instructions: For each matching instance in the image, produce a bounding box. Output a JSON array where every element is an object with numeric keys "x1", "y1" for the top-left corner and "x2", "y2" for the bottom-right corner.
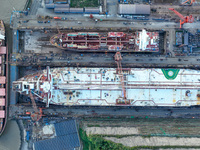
[
  {"x1": 52, "y1": 68, "x2": 200, "y2": 106},
  {"x1": 14, "y1": 67, "x2": 200, "y2": 107}
]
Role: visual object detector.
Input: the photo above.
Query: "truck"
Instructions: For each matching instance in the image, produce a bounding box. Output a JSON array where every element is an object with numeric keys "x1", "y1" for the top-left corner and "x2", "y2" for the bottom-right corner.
[
  {"x1": 61, "y1": 17, "x2": 67, "y2": 20},
  {"x1": 54, "y1": 17, "x2": 62, "y2": 20},
  {"x1": 38, "y1": 21, "x2": 43, "y2": 23},
  {"x1": 44, "y1": 20, "x2": 51, "y2": 23}
]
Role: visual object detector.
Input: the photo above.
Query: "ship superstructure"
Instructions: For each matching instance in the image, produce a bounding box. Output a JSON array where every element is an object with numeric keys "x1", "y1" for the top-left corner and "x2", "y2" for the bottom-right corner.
[
  {"x1": 50, "y1": 29, "x2": 160, "y2": 52},
  {"x1": 13, "y1": 67, "x2": 200, "y2": 107},
  {"x1": 0, "y1": 20, "x2": 7, "y2": 135}
]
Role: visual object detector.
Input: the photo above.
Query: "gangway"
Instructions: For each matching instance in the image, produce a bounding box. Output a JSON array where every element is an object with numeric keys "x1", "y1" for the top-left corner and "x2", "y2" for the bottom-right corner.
[{"x1": 114, "y1": 52, "x2": 127, "y2": 104}]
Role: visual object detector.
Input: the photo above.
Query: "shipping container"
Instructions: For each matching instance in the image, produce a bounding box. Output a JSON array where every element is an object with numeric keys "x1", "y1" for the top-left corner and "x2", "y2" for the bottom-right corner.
[{"x1": 26, "y1": 131, "x2": 30, "y2": 141}]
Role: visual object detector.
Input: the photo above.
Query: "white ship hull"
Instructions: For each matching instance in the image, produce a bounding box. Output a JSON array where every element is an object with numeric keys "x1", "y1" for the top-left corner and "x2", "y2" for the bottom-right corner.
[{"x1": 13, "y1": 67, "x2": 200, "y2": 107}]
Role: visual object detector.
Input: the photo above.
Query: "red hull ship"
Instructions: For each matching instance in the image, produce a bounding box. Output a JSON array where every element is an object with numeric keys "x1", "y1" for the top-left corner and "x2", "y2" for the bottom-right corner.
[
  {"x1": 0, "y1": 20, "x2": 8, "y2": 135},
  {"x1": 50, "y1": 29, "x2": 160, "y2": 52}
]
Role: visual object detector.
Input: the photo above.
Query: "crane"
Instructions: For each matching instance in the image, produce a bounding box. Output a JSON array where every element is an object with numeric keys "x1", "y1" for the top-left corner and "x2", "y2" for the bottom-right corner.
[
  {"x1": 181, "y1": 0, "x2": 195, "y2": 5},
  {"x1": 114, "y1": 52, "x2": 127, "y2": 104},
  {"x1": 168, "y1": 8, "x2": 194, "y2": 28},
  {"x1": 178, "y1": 44, "x2": 186, "y2": 47},
  {"x1": 29, "y1": 89, "x2": 44, "y2": 122}
]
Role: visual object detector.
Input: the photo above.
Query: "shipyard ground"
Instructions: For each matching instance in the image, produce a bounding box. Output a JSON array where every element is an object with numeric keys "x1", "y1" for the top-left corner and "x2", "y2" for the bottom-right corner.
[
  {"x1": 9, "y1": 104, "x2": 200, "y2": 119},
  {"x1": 9, "y1": 104, "x2": 200, "y2": 149},
  {"x1": 80, "y1": 117, "x2": 200, "y2": 148},
  {"x1": 4, "y1": 0, "x2": 200, "y2": 149}
]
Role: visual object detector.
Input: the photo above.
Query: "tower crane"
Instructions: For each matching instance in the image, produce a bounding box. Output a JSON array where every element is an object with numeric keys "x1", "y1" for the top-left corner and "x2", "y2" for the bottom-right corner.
[
  {"x1": 168, "y1": 8, "x2": 194, "y2": 28},
  {"x1": 181, "y1": 0, "x2": 195, "y2": 5},
  {"x1": 29, "y1": 89, "x2": 44, "y2": 122},
  {"x1": 114, "y1": 52, "x2": 127, "y2": 104}
]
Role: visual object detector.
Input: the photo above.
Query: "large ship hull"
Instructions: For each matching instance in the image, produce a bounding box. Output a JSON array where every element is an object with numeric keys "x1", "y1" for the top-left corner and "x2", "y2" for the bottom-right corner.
[
  {"x1": 0, "y1": 20, "x2": 8, "y2": 135},
  {"x1": 13, "y1": 67, "x2": 200, "y2": 107},
  {"x1": 50, "y1": 30, "x2": 161, "y2": 52}
]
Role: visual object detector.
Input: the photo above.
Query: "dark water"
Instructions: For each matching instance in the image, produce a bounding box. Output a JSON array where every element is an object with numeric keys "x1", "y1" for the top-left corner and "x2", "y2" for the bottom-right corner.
[{"x1": 0, "y1": 120, "x2": 20, "y2": 150}]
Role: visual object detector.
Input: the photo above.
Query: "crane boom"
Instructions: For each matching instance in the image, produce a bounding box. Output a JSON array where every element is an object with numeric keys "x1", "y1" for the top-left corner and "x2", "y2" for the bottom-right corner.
[
  {"x1": 168, "y1": 8, "x2": 185, "y2": 20},
  {"x1": 29, "y1": 89, "x2": 43, "y2": 121},
  {"x1": 168, "y1": 8, "x2": 194, "y2": 28},
  {"x1": 114, "y1": 52, "x2": 127, "y2": 103},
  {"x1": 181, "y1": 0, "x2": 195, "y2": 5},
  {"x1": 29, "y1": 89, "x2": 39, "y2": 113}
]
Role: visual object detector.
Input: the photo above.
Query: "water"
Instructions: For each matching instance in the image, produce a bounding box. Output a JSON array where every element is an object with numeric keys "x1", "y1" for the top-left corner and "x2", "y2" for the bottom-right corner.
[{"x1": 0, "y1": 120, "x2": 21, "y2": 150}]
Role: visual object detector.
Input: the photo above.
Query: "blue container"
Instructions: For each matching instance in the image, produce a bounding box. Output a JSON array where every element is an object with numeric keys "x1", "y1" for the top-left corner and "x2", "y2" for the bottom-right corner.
[{"x1": 26, "y1": 131, "x2": 30, "y2": 141}]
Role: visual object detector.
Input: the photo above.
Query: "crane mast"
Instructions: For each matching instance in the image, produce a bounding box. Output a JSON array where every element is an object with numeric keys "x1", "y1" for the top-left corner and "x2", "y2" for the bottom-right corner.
[
  {"x1": 114, "y1": 52, "x2": 127, "y2": 104},
  {"x1": 29, "y1": 89, "x2": 43, "y2": 121},
  {"x1": 168, "y1": 8, "x2": 194, "y2": 28}
]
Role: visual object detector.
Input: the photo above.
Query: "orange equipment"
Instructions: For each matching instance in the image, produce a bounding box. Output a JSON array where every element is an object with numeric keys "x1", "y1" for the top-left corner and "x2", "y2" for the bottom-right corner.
[
  {"x1": 181, "y1": 0, "x2": 195, "y2": 5},
  {"x1": 168, "y1": 8, "x2": 194, "y2": 28},
  {"x1": 178, "y1": 44, "x2": 186, "y2": 47},
  {"x1": 114, "y1": 52, "x2": 127, "y2": 104},
  {"x1": 54, "y1": 17, "x2": 62, "y2": 20},
  {"x1": 29, "y1": 89, "x2": 44, "y2": 121}
]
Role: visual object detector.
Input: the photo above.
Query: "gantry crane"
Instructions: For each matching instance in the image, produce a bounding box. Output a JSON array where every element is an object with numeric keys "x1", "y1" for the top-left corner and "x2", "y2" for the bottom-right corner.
[
  {"x1": 181, "y1": 0, "x2": 195, "y2": 5},
  {"x1": 114, "y1": 52, "x2": 127, "y2": 104},
  {"x1": 168, "y1": 8, "x2": 194, "y2": 28},
  {"x1": 29, "y1": 89, "x2": 44, "y2": 121}
]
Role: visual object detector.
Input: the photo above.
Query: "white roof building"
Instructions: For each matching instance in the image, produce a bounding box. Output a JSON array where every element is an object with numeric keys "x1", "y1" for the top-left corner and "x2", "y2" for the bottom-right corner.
[{"x1": 118, "y1": 4, "x2": 150, "y2": 15}]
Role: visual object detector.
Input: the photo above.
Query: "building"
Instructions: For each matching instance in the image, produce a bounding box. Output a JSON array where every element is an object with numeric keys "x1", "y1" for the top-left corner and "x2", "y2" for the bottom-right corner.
[
  {"x1": 85, "y1": 7, "x2": 99, "y2": 14},
  {"x1": 33, "y1": 120, "x2": 80, "y2": 150},
  {"x1": 118, "y1": 4, "x2": 150, "y2": 15},
  {"x1": 45, "y1": 0, "x2": 99, "y2": 14}
]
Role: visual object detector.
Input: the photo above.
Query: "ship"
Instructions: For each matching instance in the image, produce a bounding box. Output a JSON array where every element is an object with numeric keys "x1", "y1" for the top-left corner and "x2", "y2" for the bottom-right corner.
[
  {"x1": 13, "y1": 67, "x2": 200, "y2": 107},
  {"x1": 50, "y1": 29, "x2": 160, "y2": 52},
  {"x1": 0, "y1": 20, "x2": 7, "y2": 135}
]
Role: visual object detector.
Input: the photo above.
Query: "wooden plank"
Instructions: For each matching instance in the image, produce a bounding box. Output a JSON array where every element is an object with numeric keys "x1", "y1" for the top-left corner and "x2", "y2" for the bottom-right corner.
[
  {"x1": 0, "y1": 99, "x2": 5, "y2": 106},
  {"x1": 0, "y1": 76, "x2": 5, "y2": 84},
  {"x1": 0, "y1": 47, "x2": 6, "y2": 54},
  {"x1": 0, "y1": 89, "x2": 5, "y2": 96},
  {"x1": 0, "y1": 111, "x2": 5, "y2": 118}
]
